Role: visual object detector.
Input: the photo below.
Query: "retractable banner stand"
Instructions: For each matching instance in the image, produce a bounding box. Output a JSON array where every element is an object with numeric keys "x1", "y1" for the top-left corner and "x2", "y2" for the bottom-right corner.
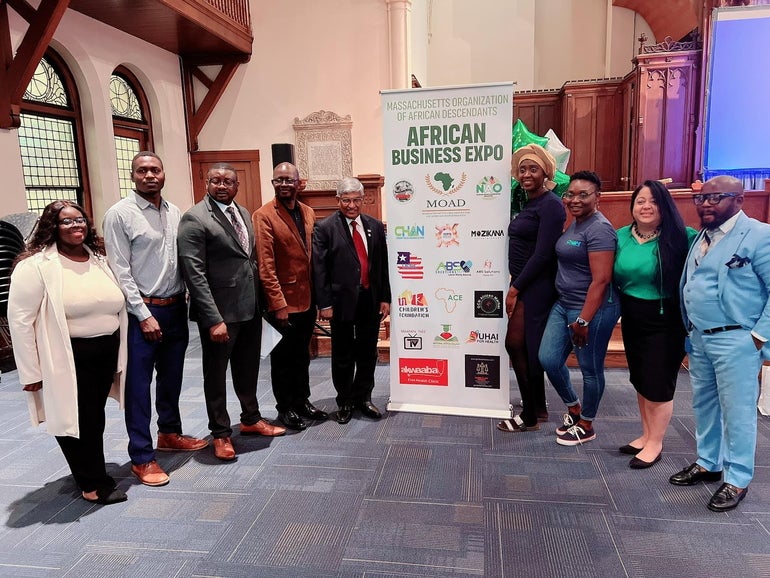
[{"x1": 383, "y1": 82, "x2": 514, "y2": 418}]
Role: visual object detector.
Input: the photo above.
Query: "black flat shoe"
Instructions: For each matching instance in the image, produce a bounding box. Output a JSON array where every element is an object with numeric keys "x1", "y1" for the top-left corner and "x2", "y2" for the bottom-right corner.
[
  {"x1": 708, "y1": 483, "x2": 747, "y2": 512},
  {"x1": 669, "y1": 462, "x2": 722, "y2": 486},
  {"x1": 336, "y1": 405, "x2": 353, "y2": 424},
  {"x1": 296, "y1": 401, "x2": 328, "y2": 421},
  {"x1": 82, "y1": 487, "x2": 127, "y2": 505},
  {"x1": 619, "y1": 444, "x2": 643, "y2": 455},
  {"x1": 629, "y1": 453, "x2": 661, "y2": 469},
  {"x1": 278, "y1": 410, "x2": 307, "y2": 431}
]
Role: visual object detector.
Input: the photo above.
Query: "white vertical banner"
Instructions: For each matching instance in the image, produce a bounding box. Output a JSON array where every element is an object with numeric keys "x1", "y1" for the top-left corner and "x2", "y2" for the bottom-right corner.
[{"x1": 383, "y1": 82, "x2": 513, "y2": 418}]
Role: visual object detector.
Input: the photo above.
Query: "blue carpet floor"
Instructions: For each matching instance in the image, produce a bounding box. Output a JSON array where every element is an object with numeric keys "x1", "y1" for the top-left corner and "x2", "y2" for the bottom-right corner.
[{"x1": 2, "y1": 324, "x2": 770, "y2": 577}]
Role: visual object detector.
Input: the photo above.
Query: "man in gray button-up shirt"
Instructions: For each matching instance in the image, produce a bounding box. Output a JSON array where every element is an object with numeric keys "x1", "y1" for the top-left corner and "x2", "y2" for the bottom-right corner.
[{"x1": 103, "y1": 151, "x2": 207, "y2": 487}]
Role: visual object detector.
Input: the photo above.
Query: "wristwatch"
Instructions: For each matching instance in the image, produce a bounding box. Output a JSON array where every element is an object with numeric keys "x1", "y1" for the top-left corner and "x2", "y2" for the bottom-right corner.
[{"x1": 574, "y1": 317, "x2": 589, "y2": 327}]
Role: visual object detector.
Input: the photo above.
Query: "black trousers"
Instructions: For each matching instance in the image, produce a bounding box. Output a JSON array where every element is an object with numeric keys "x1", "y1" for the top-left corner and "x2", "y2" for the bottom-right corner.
[
  {"x1": 330, "y1": 288, "x2": 380, "y2": 407},
  {"x1": 55, "y1": 331, "x2": 119, "y2": 493},
  {"x1": 269, "y1": 307, "x2": 315, "y2": 413},
  {"x1": 198, "y1": 315, "x2": 262, "y2": 438}
]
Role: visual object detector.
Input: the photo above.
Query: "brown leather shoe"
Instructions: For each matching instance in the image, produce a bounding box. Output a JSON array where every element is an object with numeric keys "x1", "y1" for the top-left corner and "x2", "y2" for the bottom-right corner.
[
  {"x1": 157, "y1": 433, "x2": 208, "y2": 452},
  {"x1": 239, "y1": 419, "x2": 286, "y2": 437},
  {"x1": 212, "y1": 437, "x2": 236, "y2": 461},
  {"x1": 131, "y1": 460, "x2": 170, "y2": 486}
]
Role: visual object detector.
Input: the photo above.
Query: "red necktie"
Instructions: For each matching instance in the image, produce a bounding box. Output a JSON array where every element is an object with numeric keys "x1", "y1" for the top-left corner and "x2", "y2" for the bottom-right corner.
[{"x1": 351, "y1": 221, "x2": 369, "y2": 288}]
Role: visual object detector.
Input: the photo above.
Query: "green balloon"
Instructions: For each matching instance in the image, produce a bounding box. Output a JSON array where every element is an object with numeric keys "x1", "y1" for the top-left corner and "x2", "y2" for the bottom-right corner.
[
  {"x1": 512, "y1": 119, "x2": 548, "y2": 151},
  {"x1": 552, "y1": 170, "x2": 570, "y2": 195}
]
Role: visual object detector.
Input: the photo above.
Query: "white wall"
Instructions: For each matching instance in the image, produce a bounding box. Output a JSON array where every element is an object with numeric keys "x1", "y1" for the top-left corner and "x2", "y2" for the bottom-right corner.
[
  {"x1": 427, "y1": 0, "x2": 535, "y2": 89},
  {"x1": 2, "y1": 7, "x2": 192, "y2": 226},
  {"x1": 1, "y1": 0, "x2": 654, "y2": 220},
  {"x1": 411, "y1": 0, "x2": 429, "y2": 86},
  {"x1": 427, "y1": 0, "x2": 652, "y2": 90},
  {"x1": 197, "y1": 0, "x2": 391, "y2": 203}
]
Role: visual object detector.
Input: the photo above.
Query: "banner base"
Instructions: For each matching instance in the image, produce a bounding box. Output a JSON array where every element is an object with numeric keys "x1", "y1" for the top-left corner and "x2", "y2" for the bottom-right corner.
[{"x1": 386, "y1": 401, "x2": 511, "y2": 419}]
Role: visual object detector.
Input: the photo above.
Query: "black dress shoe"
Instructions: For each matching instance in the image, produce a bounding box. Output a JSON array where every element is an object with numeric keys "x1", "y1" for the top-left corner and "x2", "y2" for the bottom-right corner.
[
  {"x1": 278, "y1": 410, "x2": 307, "y2": 431},
  {"x1": 708, "y1": 483, "x2": 747, "y2": 512},
  {"x1": 360, "y1": 401, "x2": 383, "y2": 420},
  {"x1": 296, "y1": 401, "x2": 328, "y2": 421},
  {"x1": 619, "y1": 444, "x2": 643, "y2": 455},
  {"x1": 336, "y1": 405, "x2": 353, "y2": 424},
  {"x1": 669, "y1": 462, "x2": 722, "y2": 486},
  {"x1": 629, "y1": 453, "x2": 661, "y2": 469}
]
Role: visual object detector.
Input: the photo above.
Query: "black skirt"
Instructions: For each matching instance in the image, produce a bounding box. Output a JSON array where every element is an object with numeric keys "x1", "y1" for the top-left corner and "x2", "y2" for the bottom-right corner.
[{"x1": 620, "y1": 293, "x2": 686, "y2": 402}]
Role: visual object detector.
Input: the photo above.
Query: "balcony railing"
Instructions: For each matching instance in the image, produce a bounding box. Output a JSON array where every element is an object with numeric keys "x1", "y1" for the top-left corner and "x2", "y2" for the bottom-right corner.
[{"x1": 205, "y1": 0, "x2": 250, "y2": 29}]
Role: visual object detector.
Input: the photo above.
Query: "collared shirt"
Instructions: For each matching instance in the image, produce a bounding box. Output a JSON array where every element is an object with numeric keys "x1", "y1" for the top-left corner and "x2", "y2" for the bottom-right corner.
[
  {"x1": 703, "y1": 210, "x2": 741, "y2": 252},
  {"x1": 103, "y1": 191, "x2": 185, "y2": 321},
  {"x1": 346, "y1": 216, "x2": 368, "y2": 254},
  {"x1": 211, "y1": 196, "x2": 249, "y2": 235}
]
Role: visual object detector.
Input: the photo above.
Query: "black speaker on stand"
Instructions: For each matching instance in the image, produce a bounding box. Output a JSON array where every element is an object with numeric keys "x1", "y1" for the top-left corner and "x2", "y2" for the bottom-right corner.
[{"x1": 271, "y1": 143, "x2": 295, "y2": 168}]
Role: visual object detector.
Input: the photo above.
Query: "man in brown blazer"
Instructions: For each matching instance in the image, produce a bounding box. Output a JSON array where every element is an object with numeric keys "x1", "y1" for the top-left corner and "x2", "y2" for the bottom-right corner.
[{"x1": 253, "y1": 162, "x2": 328, "y2": 430}]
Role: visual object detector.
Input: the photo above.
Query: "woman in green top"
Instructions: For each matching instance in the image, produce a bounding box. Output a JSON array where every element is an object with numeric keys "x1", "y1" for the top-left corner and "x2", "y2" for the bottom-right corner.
[{"x1": 613, "y1": 180, "x2": 697, "y2": 469}]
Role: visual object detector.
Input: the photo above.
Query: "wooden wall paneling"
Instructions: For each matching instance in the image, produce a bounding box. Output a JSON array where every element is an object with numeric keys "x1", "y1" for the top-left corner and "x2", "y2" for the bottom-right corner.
[
  {"x1": 595, "y1": 90, "x2": 623, "y2": 190},
  {"x1": 633, "y1": 45, "x2": 700, "y2": 189},
  {"x1": 586, "y1": 188, "x2": 769, "y2": 232},
  {"x1": 619, "y1": 72, "x2": 636, "y2": 191},
  {"x1": 512, "y1": 91, "x2": 560, "y2": 138},
  {"x1": 561, "y1": 81, "x2": 623, "y2": 190}
]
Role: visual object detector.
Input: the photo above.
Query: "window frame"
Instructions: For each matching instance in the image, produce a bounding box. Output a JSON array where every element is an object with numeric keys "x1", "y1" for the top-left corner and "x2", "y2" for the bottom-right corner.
[{"x1": 19, "y1": 49, "x2": 92, "y2": 216}]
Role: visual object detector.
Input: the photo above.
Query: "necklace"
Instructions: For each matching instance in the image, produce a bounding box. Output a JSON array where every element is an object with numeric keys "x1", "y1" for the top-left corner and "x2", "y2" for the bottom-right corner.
[{"x1": 633, "y1": 222, "x2": 659, "y2": 240}]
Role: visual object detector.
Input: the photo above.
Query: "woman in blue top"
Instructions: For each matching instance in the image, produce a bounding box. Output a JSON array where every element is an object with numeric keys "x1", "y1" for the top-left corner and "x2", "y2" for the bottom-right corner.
[
  {"x1": 539, "y1": 171, "x2": 620, "y2": 446},
  {"x1": 614, "y1": 180, "x2": 696, "y2": 468}
]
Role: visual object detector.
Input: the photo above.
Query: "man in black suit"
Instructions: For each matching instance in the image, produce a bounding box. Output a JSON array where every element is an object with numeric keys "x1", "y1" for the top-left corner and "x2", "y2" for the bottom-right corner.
[
  {"x1": 178, "y1": 163, "x2": 285, "y2": 461},
  {"x1": 313, "y1": 177, "x2": 391, "y2": 424}
]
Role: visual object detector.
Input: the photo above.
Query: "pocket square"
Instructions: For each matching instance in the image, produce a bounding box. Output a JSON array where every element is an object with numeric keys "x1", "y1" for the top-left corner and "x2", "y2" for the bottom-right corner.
[{"x1": 725, "y1": 254, "x2": 751, "y2": 269}]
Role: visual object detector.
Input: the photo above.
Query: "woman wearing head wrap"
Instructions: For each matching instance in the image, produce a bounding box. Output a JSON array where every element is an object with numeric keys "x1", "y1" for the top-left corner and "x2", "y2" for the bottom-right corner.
[{"x1": 497, "y1": 144, "x2": 566, "y2": 432}]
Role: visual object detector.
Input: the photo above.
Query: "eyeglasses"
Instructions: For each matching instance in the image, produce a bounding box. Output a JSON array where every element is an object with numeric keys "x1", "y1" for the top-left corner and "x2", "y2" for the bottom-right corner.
[
  {"x1": 339, "y1": 196, "x2": 364, "y2": 205},
  {"x1": 692, "y1": 192, "x2": 737, "y2": 206},
  {"x1": 59, "y1": 217, "x2": 87, "y2": 227},
  {"x1": 271, "y1": 177, "x2": 297, "y2": 185},
  {"x1": 562, "y1": 191, "x2": 596, "y2": 200},
  {"x1": 208, "y1": 178, "x2": 237, "y2": 188}
]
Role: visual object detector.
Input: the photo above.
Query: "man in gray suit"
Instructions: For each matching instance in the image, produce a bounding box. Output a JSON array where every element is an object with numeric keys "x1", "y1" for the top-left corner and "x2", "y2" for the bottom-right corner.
[{"x1": 178, "y1": 163, "x2": 285, "y2": 461}]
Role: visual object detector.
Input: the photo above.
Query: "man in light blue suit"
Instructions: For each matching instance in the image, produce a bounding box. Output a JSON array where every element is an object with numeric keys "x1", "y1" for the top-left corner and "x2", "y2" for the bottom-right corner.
[{"x1": 669, "y1": 175, "x2": 770, "y2": 511}]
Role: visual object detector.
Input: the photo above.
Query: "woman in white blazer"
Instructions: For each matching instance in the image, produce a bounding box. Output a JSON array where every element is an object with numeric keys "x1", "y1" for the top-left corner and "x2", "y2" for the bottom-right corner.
[{"x1": 9, "y1": 201, "x2": 128, "y2": 505}]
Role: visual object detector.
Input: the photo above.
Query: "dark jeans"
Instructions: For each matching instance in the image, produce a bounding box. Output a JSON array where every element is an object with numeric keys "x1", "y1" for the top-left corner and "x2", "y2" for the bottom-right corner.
[
  {"x1": 125, "y1": 301, "x2": 189, "y2": 465},
  {"x1": 330, "y1": 288, "x2": 380, "y2": 407},
  {"x1": 269, "y1": 308, "x2": 315, "y2": 413},
  {"x1": 56, "y1": 331, "x2": 119, "y2": 493},
  {"x1": 198, "y1": 315, "x2": 262, "y2": 438}
]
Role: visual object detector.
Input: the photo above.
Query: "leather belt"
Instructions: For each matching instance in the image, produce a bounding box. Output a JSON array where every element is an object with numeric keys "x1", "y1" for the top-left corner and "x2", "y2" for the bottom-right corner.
[
  {"x1": 142, "y1": 294, "x2": 184, "y2": 306},
  {"x1": 701, "y1": 324, "x2": 742, "y2": 335}
]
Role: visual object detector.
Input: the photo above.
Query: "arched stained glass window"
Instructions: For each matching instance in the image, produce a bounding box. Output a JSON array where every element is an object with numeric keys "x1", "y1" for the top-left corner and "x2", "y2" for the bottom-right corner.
[
  {"x1": 17, "y1": 51, "x2": 88, "y2": 214},
  {"x1": 110, "y1": 74, "x2": 142, "y2": 120},
  {"x1": 111, "y1": 67, "x2": 153, "y2": 198},
  {"x1": 24, "y1": 58, "x2": 68, "y2": 107}
]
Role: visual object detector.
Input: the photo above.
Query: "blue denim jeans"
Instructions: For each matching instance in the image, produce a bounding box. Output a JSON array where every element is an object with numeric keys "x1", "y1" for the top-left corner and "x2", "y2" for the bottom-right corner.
[
  {"x1": 125, "y1": 301, "x2": 189, "y2": 465},
  {"x1": 538, "y1": 300, "x2": 620, "y2": 420}
]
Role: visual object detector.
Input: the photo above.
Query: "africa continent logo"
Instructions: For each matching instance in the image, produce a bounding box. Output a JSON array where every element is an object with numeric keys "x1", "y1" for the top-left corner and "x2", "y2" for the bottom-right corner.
[
  {"x1": 434, "y1": 288, "x2": 462, "y2": 313},
  {"x1": 425, "y1": 171, "x2": 467, "y2": 196}
]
